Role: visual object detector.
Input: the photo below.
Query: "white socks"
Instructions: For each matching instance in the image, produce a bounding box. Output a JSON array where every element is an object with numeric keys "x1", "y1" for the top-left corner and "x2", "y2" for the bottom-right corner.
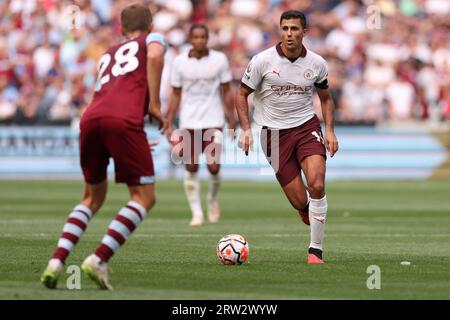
[
  {"x1": 184, "y1": 171, "x2": 222, "y2": 223},
  {"x1": 207, "y1": 172, "x2": 221, "y2": 202},
  {"x1": 309, "y1": 195, "x2": 327, "y2": 251},
  {"x1": 184, "y1": 171, "x2": 203, "y2": 219}
]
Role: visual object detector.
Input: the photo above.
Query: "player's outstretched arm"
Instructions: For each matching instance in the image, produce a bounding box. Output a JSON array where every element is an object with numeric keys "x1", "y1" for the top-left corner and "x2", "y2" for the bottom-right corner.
[
  {"x1": 147, "y1": 42, "x2": 167, "y2": 132},
  {"x1": 220, "y1": 82, "x2": 237, "y2": 137},
  {"x1": 236, "y1": 84, "x2": 254, "y2": 155},
  {"x1": 317, "y1": 88, "x2": 339, "y2": 157}
]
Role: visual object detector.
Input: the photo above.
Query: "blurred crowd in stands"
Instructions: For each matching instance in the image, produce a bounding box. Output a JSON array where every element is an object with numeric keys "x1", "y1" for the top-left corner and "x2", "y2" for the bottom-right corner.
[{"x1": 0, "y1": 0, "x2": 449, "y2": 126}]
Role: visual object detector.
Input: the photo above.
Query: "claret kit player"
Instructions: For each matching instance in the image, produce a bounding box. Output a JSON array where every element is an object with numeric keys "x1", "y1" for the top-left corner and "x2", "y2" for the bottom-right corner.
[{"x1": 41, "y1": 4, "x2": 168, "y2": 290}]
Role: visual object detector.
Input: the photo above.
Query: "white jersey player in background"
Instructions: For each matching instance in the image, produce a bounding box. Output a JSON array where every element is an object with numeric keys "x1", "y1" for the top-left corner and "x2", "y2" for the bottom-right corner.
[
  {"x1": 236, "y1": 10, "x2": 339, "y2": 264},
  {"x1": 166, "y1": 24, "x2": 236, "y2": 227}
]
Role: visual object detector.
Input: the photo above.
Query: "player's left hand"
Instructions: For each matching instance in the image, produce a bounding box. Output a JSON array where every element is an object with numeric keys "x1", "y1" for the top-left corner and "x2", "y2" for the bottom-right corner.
[
  {"x1": 324, "y1": 130, "x2": 339, "y2": 157},
  {"x1": 238, "y1": 129, "x2": 254, "y2": 156}
]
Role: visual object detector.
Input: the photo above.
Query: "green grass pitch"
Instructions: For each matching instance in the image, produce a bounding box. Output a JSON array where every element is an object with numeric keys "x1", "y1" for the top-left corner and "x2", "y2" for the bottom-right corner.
[{"x1": 0, "y1": 179, "x2": 449, "y2": 299}]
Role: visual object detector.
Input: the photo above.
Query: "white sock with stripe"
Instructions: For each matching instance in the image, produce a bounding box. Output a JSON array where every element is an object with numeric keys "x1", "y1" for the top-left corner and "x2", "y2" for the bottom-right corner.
[
  {"x1": 94, "y1": 200, "x2": 148, "y2": 262},
  {"x1": 52, "y1": 204, "x2": 93, "y2": 263},
  {"x1": 309, "y1": 195, "x2": 327, "y2": 251},
  {"x1": 183, "y1": 170, "x2": 203, "y2": 220}
]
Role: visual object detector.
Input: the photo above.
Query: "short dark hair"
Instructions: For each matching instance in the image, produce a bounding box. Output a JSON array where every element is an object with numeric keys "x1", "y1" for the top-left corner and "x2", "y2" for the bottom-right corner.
[
  {"x1": 189, "y1": 24, "x2": 209, "y2": 37},
  {"x1": 280, "y1": 10, "x2": 307, "y2": 29},
  {"x1": 121, "y1": 4, "x2": 152, "y2": 34}
]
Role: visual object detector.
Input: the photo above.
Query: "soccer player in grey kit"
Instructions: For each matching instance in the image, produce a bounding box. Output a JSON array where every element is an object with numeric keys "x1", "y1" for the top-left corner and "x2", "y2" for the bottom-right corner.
[{"x1": 236, "y1": 10, "x2": 339, "y2": 264}]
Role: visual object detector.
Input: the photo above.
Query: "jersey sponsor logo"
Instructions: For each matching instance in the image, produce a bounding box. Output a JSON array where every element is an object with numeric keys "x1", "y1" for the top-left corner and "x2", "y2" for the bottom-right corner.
[
  {"x1": 140, "y1": 176, "x2": 155, "y2": 184},
  {"x1": 304, "y1": 69, "x2": 314, "y2": 80},
  {"x1": 270, "y1": 85, "x2": 312, "y2": 96},
  {"x1": 184, "y1": 75, "x2": 217, "y2": 82}
]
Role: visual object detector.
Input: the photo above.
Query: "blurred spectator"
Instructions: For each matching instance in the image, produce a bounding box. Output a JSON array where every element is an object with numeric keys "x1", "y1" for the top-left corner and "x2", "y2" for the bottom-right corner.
[
  {"x1": 0, "y1": 72, "x2": 18, "y2": 120},
  {"x1": 385, "y1": 71, "x2": 416, "y2": 120},
  {"x1": 339, "y1": 74, "x2": 370, "y2": 123},
  {"x1": 33, "y1": 36, "x2": 55, "y2": 79},
  {"x1": 0, "y1": 0, "x2": 449, "y2": 126},
  {"x1": 47, "y1": 75, "x2": 71, "y2": 120}
]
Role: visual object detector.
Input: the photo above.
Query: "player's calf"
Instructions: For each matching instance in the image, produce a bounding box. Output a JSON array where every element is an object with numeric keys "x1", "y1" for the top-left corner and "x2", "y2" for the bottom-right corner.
[
  {"x1": 296, "y1": 191, "x2": 310, "y2": 225},
  {"x1": 281, "y1": 178, "x2": 310, "y2": 225},
  {"x1": 94, "y1": 200, "x2": 148, "y2": 263},
  {"x1": 298, "y1": 201, "x2": 310, "y2": 225},
  {"x1": 184, "y1": 170, "x2": 204, "y2": 226},
  {"x1": 207, "y1": 172, "x2": 221, "y2": 223},
  {"x1": 50, "y1": 204, "x2": 93, "y2": 264}
]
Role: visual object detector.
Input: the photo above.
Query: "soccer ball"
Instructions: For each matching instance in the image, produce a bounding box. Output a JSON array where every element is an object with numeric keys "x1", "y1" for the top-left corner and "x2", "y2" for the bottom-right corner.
[{"x1": 216, "y1": 234, "x2": 249, "y2": 265}]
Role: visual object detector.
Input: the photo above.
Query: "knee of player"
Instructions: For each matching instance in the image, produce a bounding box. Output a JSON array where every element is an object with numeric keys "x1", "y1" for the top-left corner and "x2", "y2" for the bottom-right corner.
[
  {"x1": 185, "y1": 164, "x2": 199, "y2": 173},
  {"x1": 308, "y1": 180, "x2": 325, "y2": 198},
  {"x1": 207, "y1": 165, "x2": 220, "y2": 175}
]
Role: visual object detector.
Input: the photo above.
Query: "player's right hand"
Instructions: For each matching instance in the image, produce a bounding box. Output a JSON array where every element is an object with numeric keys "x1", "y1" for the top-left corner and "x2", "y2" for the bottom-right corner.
[
  {"x1": 149, "y1": 106, "x2": 168, "y2": 133},
  {"x1": 165, "y1": 124, "x2": 175, "y2": 145},
  {"x1": 324, "y1": 130, "x2": 339, "y2": 158},
  {"x1": 238, "y1": 129, "x2": 254, "y2": 156},
  {"x1": 227, "y1": 120, "x2": 237, "y2": 140}
]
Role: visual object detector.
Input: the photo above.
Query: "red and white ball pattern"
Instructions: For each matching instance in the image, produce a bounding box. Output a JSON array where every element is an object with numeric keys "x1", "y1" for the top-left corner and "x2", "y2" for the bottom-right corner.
[{"x1": 216, "y1": 234, "x2": 249, "y2": 265}]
